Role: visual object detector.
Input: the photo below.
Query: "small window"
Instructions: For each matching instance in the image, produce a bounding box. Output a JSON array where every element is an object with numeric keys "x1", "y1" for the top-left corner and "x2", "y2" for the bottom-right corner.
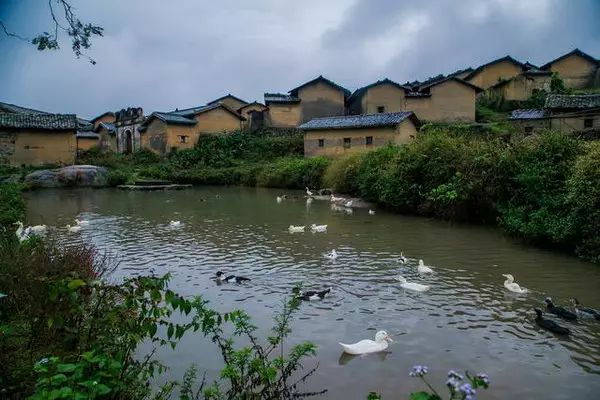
[
  {"x1": 377, "y1": 106, "x2": 385, "y2": 113},
  {"x1": 366, "y1": 136, "x2": 373, "y2": 145},
  {"x1": 524, "y1": 126, "x2": 533, "y2": 134},
  {"x1": 584, "y1": 119, "x2": 593, "y2": 128},
  {"x1": 343, "y1": 138, "x2": 351, "y2": 148},
  {"x1": 178, "y1": 135, "x2": 189, "y2": 143},
  {"x1": 318, "y1": 138, "x2": 324, "y2": 147}
]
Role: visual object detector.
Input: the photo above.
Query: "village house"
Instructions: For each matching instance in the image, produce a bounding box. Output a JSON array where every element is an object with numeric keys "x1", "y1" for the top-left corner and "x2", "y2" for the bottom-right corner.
[
  {"x1": 509, "y1": 94, "x2": 600, "y2": 134},
  {"x1": 463, "y1": 56, "x2": 526, "y2": 90},
  {"x1": 486, "y1": 66, "x2": 552, "y2": 102},
  {"x1": 300, "y1": 111, "x2": 420, "y2": 158},
  {"x1": 264, "y1": 75, "x2": 350, "y2": 128},
  {"x1": 206, "y1": 94, "x2": 248, "y2": 111},
  {"x1": 0, "y1": 112, "x2": 78, "y2": 166},
  {"x1": 404, "y1": 77, "x2": 483, "y2": 122},
  {"x1": 347, "y1": 78, "x2": 407, "y2": 115},
  {"x1": 91, "y1": 111, "x2": 116, "y2": 129},
  {"x1": 138, "y1": 102, "x2": 245, "y2": 155},
  {"x1": 76, "y1": 130, "x2": 100, "y2": 154},
  {"x1": 238, "y1": 101, "x2": 268, "y2": 130},
  {"x1": 540, "y1": 49, "x2": 599, "y2": 89}
]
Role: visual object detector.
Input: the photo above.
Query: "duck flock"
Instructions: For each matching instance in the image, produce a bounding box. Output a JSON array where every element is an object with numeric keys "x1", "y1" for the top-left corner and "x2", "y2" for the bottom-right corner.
[{"x1": 15, "y1": 188, "x2": 599, "y2": 356}]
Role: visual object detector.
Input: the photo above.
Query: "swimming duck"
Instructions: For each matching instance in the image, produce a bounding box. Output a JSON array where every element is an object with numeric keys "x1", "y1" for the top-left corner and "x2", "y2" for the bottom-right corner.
[
  {"x1": 399, "y1": 252, "x2": 407, "y2": 264},
  {"x1": 324, "y1": 249, "x2": 339, "y2": 260},
  {"x1": 534, "y1": 308, "x2": 570, "y2": 335},
  {"x1": 330, "y1": 195, "x2": 344, "y2": 203},
  {"x1": 288, "y1": 225, "x2": 305, "y2": 233},
  {"x1": 15, "y1": 221, "x2": 47, "y2": 239},
  {"x1": 396, "y1": 275, "x2": 430, "y2": 292},
  {"x1": 344, "y1": 207, "x2": 353, "y2": 215},
  {"x1": 571, "y1": 298, "x2": 600, "y2": 320},
  {"x1": 502, "y1": 274, "x2": 528, "y2": 294},
  {"x1": 368, "y1": 210, "x2": 376, "y2": 215},
  {"x1": 344, "y1": 200, "x2": 353, "y2": 208},
  {"x1": 75, "y1": 218, "x2": 90, "y2": 226},
  {"x1": 169, "y1": 220, "x2": 182, "y2": 227},
  {"x1": 65, "y1": 224, "x2": 82, "y2": 233},
  {"x1": 310, "y1": 224, "x2": 327, "y2": 233},
  {"x1": 339, "y1": 330, "x2": 393, "y2": 355},
  {"x1": 276, "y1": 196, "x2": 283, "y2": 203},
  {"x1": 215, "y1": 271, "x2": 251, "y2": 284},
  {"x1": 545, "y1": 298, "x2": 577, "y2": 321},
  {"x1": 292, "y1": 287, "x2": 331, "y2": 301},
  {"x1": 417, "y1": 259, "x2": 433, "y2": 274},
  {"x1": 305, "y1": 187, "x2": 314, "y2": 196}
]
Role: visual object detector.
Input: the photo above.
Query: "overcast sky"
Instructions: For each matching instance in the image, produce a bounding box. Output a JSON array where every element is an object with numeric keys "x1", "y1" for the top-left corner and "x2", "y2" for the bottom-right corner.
[{"x1": 0, "y1": 0, "x2": 599, "y2": 119}]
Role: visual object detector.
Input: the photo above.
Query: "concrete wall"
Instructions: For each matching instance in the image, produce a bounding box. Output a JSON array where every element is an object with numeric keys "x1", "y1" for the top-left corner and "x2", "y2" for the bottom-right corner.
[
  {"x1": 0, "y1": 129, "x2": 76, "y2": 166},
  {"x1": 361, "y1": 83, "x2": 406, "y2": 114},
  {"x1": 266, "y1": 103, "x2": 301, "y2": 128},
  {"x1": 194, "y1": 107, "x2": 242, "y2": 133},
  {"x1": 298, "y1": 82, "x2": 345, "y2": 123},
  {"x1": 488, "y1": 74, "x2": 552, "y2": 101},
  {"x1": 304, "y1": 120, "x2": 417, "y2": 158},
  {"x1": 466, "y1": 60, "x2": 523, "y2": 90},
  {"x1": 546, "y1": 55, "x2": 599, "y2": 89}
]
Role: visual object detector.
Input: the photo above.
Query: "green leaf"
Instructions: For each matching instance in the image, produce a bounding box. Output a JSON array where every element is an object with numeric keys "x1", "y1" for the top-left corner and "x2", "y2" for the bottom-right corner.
[
  {"x1": 95, "y1": 383, "x2": 112, "y2": 395},
  {"x1": 56, "y1": 363, "x2": 77, "y2": 373},
  {"x1": 409, "y1": 392, "x2": 435, "y2": 400},
  {"x1": 67, "y1": 279, "x2": 87, "y2": 290},
  {"x1": 167, "y1": 324, "x2": 174, "y2": 339}
]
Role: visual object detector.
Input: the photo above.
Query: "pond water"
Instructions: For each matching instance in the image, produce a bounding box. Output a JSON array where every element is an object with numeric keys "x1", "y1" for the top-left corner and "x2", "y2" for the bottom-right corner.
[{"x1": 24, "y1": 187, "x2": 600, "y2": 399}]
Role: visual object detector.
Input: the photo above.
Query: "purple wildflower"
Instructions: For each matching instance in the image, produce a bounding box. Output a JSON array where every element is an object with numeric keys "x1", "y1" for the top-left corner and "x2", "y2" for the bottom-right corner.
[
  {"x1": 459, "y1": 382, "x2": 477, "y2": 400},
  {"x1": 409, "y1": 365, "x2": 429, "y2": 377},
  {"x1": 446, "y1": 377, "x2": 461, "y2": 391}
]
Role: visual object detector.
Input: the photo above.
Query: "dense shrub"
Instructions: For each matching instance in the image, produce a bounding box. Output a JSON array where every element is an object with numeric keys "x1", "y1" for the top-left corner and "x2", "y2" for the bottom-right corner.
[
  {"x1": 322, "y1": 154, "x2": 362, "y2": 194},
  {"x1": 255, "y1": 157, "x2": 329, "y2": 189},
  {"x1": 0, "y1": 183, "x2": 25, "y2": 227}
]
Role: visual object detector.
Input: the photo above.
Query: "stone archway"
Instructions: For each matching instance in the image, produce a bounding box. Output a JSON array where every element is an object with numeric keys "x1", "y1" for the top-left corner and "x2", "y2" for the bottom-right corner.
[{"x1": 125, "y1": 130, "x2": 133, "y2": 154}]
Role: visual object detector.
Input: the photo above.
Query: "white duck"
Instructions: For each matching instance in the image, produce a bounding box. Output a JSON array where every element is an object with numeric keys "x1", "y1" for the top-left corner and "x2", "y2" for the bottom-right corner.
[
  {"x1": 66, "y1": 224, "x2": 82, "y2": 233},
  {"x1": 14, "y1": 221, "x2": 46, "y2": 241},
  {"x1": 324, "y1": 249, "x2": 339, "y2": 260},
  {"x1": 288, "y1": 225, "x2": 305, "y2": 233},
  {"x1": 344, "y1": 207, "x2": 353, "y2": 215},
  {"x1": 339, "y1": 330, "x2": 393, "y2": 355},
  {"x1": 344, "y1": 200, "x2": 353, "y2": 208},
  {"x1": 306, "y1": 197, "x2": 313, "y2": 204},
  {"x1": 311, "y1": 224, "x2": 327, "y2": 233},
  {"x1": 502, "y1": 274, "x2": 528, "y2": 294},
  {"x1": 368, "y1": 209, "x2": 376, "y2": 215},
  {"x1": 305, "y1": 187, "x2": 314, "y2": 196},
  {"x1": 330, "y1": 195, "x2": 344, "y2": 203},
  {"x1": 276, "y1": 196, "x2": 283, "y2": 203},
  {"x1": 169, "y1": 220, "x2": 182, "y2": 227},
  {"x1": 396, "y1": 275, "x2": 430, "y2": 292},
  {"x1": 417, "y1": 259, "x2": 433, "y2": 274},
  {"x1": 75, "y1": 218, "x2": 90, "y2": 226}
]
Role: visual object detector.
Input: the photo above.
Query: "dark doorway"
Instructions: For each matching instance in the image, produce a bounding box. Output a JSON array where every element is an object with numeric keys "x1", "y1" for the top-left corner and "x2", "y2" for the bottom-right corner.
[{"x1": 125, "y1": 130, "x2": 133, "y2": 154}]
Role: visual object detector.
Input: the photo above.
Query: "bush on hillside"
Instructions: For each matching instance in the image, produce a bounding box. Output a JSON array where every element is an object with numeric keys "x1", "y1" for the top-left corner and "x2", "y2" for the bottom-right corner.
[
  {"x1": 255, "y1": 157, "x2": 329, "y2": 189},
  {"x1": 322, "y1": 154, "x2": 362, "y2": 194}
]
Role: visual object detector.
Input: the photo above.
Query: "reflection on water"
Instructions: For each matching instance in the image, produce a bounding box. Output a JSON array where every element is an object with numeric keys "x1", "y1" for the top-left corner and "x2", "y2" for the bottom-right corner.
[{"x1": 25, "y1": 187, "x2": 600, "y2": 399}]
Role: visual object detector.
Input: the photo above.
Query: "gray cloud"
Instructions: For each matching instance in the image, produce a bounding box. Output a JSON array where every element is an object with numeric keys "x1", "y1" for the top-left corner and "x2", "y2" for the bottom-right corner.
[{"x1": 0, "y1": 0, "x2": 598, "y2": 119}]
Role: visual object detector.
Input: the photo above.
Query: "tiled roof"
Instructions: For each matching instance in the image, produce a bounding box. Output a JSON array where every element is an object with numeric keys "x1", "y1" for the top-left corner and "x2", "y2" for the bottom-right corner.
[
  {"x1": 463, "y1": 55, "x2": 525, "y2": 81},
  {"x1": 206, "y1": 94, "x2": 248, "y2": 106},
  {"x1": 419, "y1": 77, "x2": 483, "y2": 93},
  {"x1": 541, "y1": 48, "x2": 599, "y2": 70},
  {"x1": 90, "y1": 111, "x2": 115, "y2": 122},
  {"x1": 348, "y1": 78, "x2": 408, "y2": 103},
  {"x1": 94, "y1": 122, "x2": 116, "y2": 133},
  {"x1": 76, "y1": 131, "x2": 100, "y2": 139},
  {"x1": 264, "y1": 93, "x2": 301, "y2": 104},
  {"x1": 0, "y1": 101, "x2": 48, "y2": 115},
  {"x1": 298, "y1": 111, "x2": 418, "y2": 130},
  {"x1": 0, "y1": 113, "x2": 78, "y2": 130},
  {"x1": 289, "y1": 75, "x2": 352, "y2": 98},
  {"x1": 169, "y1": 102, "x2": 245, "y2": 120},
  {"x1": 237, "y1": 101, "x2": 267, "y2": 112},
  {"x1": 509, "y1": 109, "x2": 547, "y2": 120},
  {"x1": 545, "y1": 94, "x2": 600, "y2": 109},
  {"x1": 142, "y1": 112, "x2": 197, "y2": 126}
]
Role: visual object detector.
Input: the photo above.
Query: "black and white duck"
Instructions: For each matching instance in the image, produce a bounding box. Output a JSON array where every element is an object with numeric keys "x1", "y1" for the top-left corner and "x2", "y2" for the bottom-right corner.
[
  {"x1": 545, "y1": 298, "x2": 577, "y2": 321},
  {"x1": 571, "y1": 298, "x2": 600, "y2": 320},
  {"x1": 215, "y1": 271, "x2": 251, "y2": 284},
  {"x1": 292, "y1": 287, "x2": 331, "y2": 301},
  {"x1": 534, "y1": 308, "x2": 570, "y2": 335}
]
